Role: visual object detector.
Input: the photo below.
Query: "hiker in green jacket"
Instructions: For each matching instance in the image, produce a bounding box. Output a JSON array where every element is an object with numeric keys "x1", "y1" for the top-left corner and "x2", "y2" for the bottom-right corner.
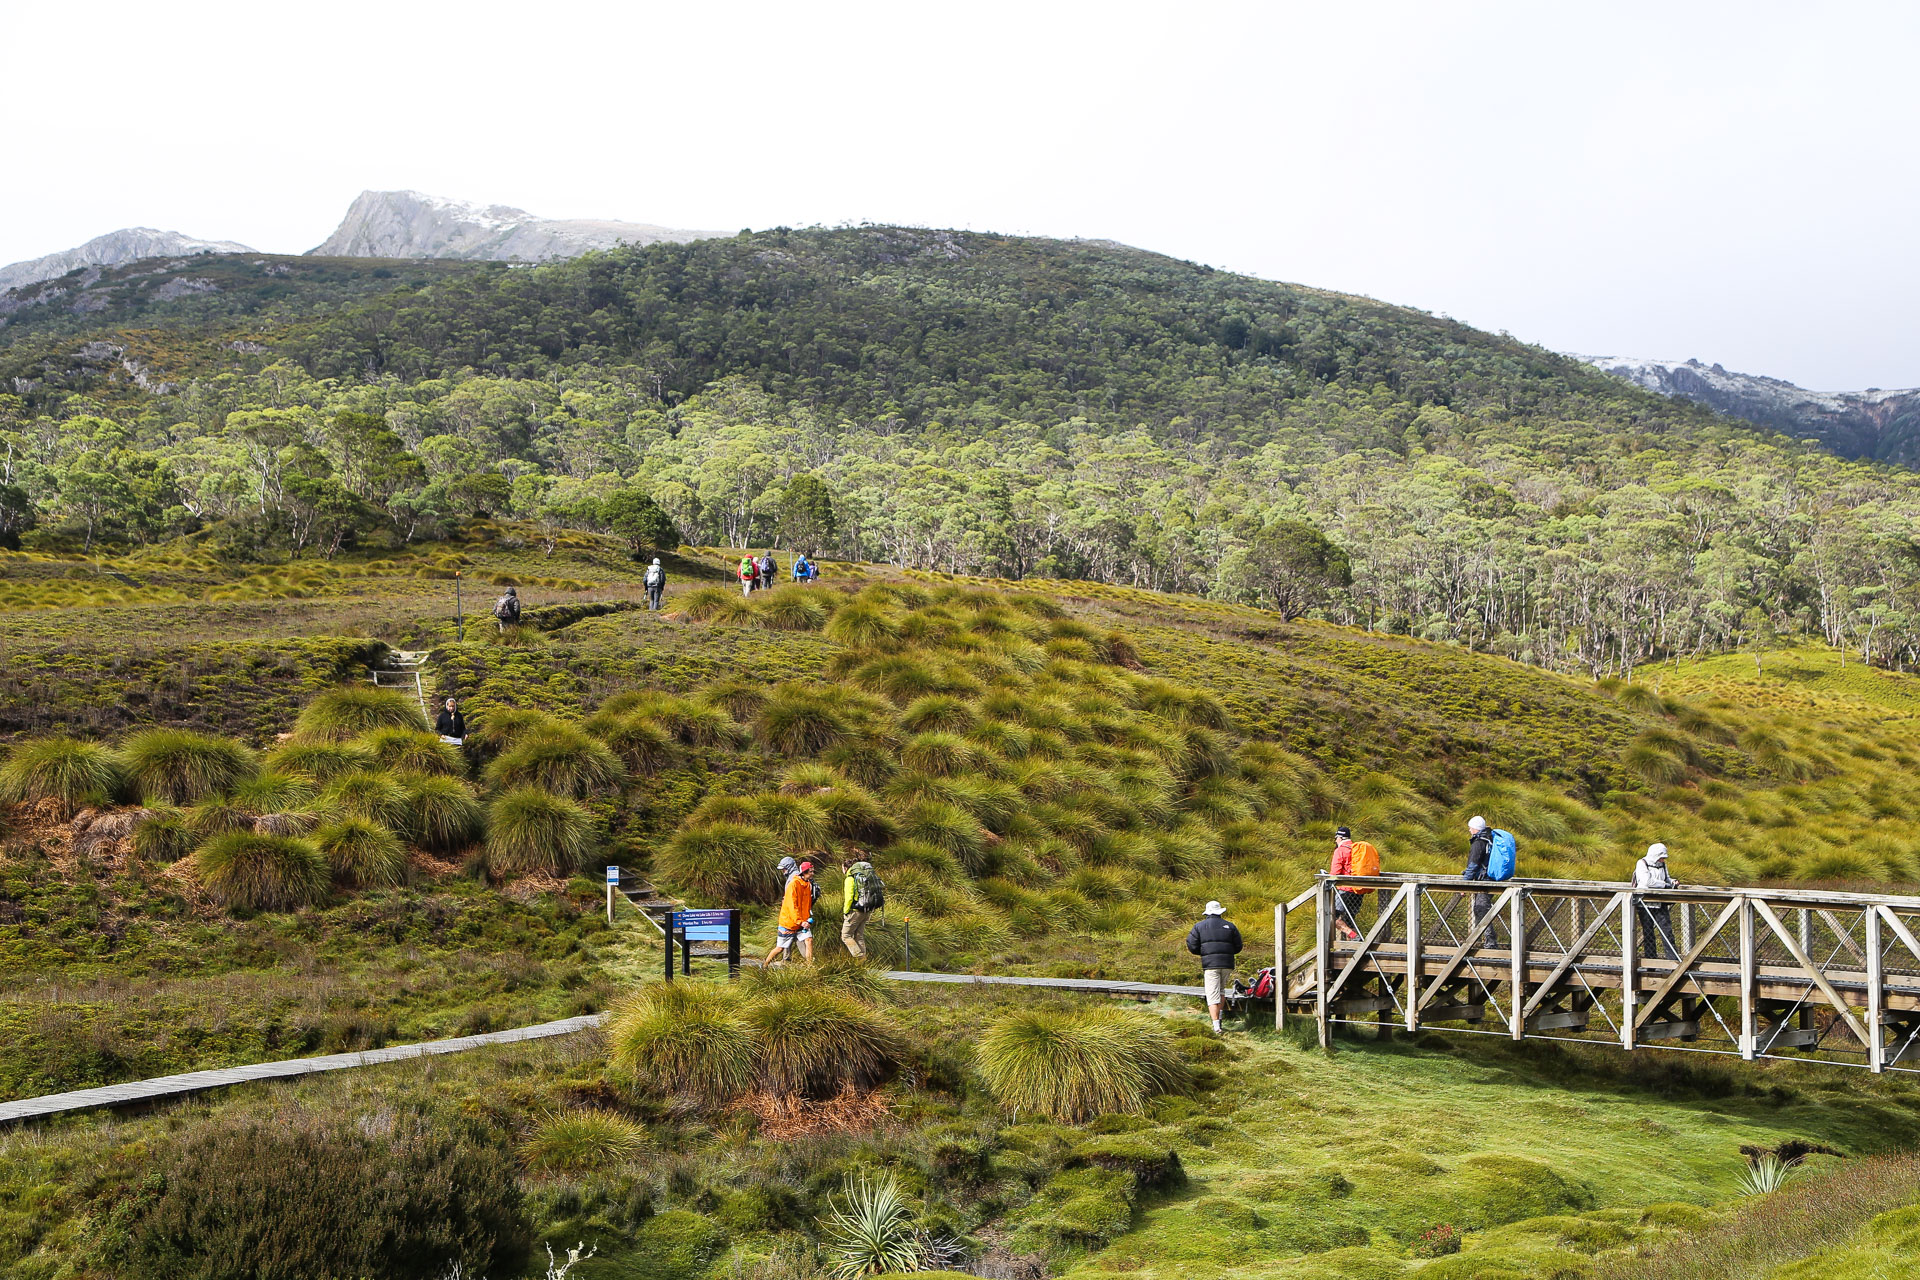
[{"x1": 841, "y1": 856, "x2": 883, "y2": 959}]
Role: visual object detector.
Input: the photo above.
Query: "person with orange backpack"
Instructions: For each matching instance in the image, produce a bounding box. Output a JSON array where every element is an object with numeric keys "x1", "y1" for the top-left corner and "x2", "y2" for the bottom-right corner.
[{"x1": 1329, "y1": 827, "x2": 1381, "y2": 940}]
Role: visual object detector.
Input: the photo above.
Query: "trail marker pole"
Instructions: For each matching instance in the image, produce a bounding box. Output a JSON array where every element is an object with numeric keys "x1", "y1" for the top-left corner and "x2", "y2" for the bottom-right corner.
[
  {"x1": 606, "y1": 865, "x2": 618, "y2": 927},
  {"x1": 455, "y1": 572, "x2": 464, "y2": 642},
  {"x1": 903, "y1": 915, "x2": 912, "y2": 972}
]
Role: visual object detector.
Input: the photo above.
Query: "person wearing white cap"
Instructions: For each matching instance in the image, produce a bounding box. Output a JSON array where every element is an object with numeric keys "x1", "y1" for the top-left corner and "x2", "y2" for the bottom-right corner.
[
  {"x1": 644, "y1": 557, "x2": 666, "y2": 610},
  {"x1": 1186, "y1": 900, "x2": 1244, "y2": 1033},
  {"x1": 1632, "y1": 843, "x2": 1679, "y2": 959},
  {"x1": 1463, "y1": 816, "x2": 1499, "y2": 942}
]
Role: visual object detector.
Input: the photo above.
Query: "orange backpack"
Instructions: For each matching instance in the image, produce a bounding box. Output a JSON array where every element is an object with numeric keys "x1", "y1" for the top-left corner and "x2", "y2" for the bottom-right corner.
[{"x1": 1348, "y1": 841, "x2": 1381, "y2": 890}]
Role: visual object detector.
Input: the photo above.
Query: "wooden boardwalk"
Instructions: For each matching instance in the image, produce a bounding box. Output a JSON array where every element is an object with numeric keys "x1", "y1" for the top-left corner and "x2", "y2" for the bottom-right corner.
[{"x1": 0, "y1": 971, "x2": 1202, "y2": 1124}]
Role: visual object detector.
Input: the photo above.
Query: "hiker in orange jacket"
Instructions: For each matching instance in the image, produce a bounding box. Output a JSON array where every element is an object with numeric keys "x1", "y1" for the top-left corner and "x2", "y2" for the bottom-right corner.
[
  {"x1": 1329, "y1": 827, "x2": 1363, "y2": 941},
  {"x1": 763, "y1": 860, "x2": 817, "y2": 965}
]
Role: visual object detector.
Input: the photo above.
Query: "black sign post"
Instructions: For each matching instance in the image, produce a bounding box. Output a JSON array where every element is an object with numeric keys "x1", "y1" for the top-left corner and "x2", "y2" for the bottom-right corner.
[{"x1": 664, "y1": 909, "x2": 741, "y2": 981}]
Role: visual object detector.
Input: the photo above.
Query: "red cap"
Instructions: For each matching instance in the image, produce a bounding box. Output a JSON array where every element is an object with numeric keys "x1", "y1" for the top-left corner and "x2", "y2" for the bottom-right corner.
[{"x1": 799, "y1": 861, "x2": 814, "y2": 872}]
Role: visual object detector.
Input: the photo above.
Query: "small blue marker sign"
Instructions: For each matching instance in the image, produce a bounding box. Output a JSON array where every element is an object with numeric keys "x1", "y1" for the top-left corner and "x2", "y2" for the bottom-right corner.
[{"x1": 606, "y1": 865, "x2": 620, "y2": 883}]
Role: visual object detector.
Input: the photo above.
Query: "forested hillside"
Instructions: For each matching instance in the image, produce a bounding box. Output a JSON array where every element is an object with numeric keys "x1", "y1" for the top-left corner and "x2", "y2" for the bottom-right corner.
[{"x1": 6, "y1": 227, "x2": 1920, "y2": 678}]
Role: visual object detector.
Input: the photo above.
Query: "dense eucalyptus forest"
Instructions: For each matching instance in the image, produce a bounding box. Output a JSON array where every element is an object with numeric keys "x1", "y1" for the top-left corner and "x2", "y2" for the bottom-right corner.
[{"x1": 4, "y1": 225, "x2": 1919, "y2": 678}]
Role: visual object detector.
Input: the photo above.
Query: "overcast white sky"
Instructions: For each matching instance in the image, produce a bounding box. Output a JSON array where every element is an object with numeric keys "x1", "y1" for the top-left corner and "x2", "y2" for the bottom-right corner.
[{"x1": 6, "y1": 1, "x2": 1916, "y2": 391}]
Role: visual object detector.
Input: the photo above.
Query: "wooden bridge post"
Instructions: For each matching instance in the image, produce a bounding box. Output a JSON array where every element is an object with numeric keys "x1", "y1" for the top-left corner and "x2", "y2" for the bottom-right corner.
[
  {"x1": 1405, "y1": 885, "x2": 1423, "y2": 1032},
  {"x1": 1739, "y1": 896, "x2": 1757, "y2": 1060},
  {"x1": 1621, "y1": 894, "x2": 1637, "y2": 1051},
  {"x1": 1315, "y1": 875, "x2": 1332, "y2": 1050},
  {"x1": 1867, "y1": 905, "x2": 1885, "y2": 1073},
  {"x1": 1274, "y1": 901, "x2": 1286, "y2": 1032},
  {"x1": 1509, "y1": 889, "x2": 1526, "y2": 1040}
]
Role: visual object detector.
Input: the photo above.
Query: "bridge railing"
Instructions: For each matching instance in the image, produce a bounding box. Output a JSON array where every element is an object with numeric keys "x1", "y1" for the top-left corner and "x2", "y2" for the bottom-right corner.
[{"x1": 1276, "y1": 872, "x2": 1920, "y2": 1074}]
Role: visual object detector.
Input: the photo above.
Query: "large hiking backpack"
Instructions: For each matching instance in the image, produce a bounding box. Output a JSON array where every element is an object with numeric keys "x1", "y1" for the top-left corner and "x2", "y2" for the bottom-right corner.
[
  {"x1": 1348, "y1": 840, "x2": 1382, "y2": 888},
  {"x1": 492, "y1": 595, "x2": 520, "y2": 622},
  {"x1": 850, "y1": 861, "x2": 885, "y2": 911},
  {"x1": 645, "y1": 565, "x2": 663, "y2": 587},
  {"x1": 1488, "y1": 829, "x2": 1518, "y2": 880},
  {"x1": 1245, "y1": 967, "x2": 1276, "y2": 1000}
]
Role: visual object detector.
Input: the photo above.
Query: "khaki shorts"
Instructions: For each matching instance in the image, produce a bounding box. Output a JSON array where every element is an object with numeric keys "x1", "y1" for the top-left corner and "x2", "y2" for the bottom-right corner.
[{"x1": 1204, "y1": 968, "x2": 1232, "y2": 1004}]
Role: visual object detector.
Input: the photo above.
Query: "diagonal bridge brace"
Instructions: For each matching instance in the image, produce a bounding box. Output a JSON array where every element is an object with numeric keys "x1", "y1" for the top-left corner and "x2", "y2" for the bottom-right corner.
[
  {"x1": 1320, "y1": 882, "x2": 1415, "y2": 1010},
  {"x1": 1632, "y1": 897, "x2": 1742, "y2": 1034},
  {"x1": 1751, "y1": 898, "x2": 1872, "y2": 1052},
  {"x1": 1417, "y1": 885, "x2": 1520, "y2": 1021},
  {"x1": 1519, "y1": 891, "x2": 1629, "y2": 1024}
]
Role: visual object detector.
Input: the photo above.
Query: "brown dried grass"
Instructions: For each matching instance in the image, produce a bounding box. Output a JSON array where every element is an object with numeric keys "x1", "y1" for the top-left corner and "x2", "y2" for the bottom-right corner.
[{"x1": 732, "y1": 1085, "x2": 894, "y2": 1139}]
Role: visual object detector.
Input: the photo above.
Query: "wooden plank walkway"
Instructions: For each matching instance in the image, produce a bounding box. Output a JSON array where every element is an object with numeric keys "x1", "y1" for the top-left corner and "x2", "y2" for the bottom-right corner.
[{"x1": 0, "y1": 971, "x2": 1204, "y2": 1124}]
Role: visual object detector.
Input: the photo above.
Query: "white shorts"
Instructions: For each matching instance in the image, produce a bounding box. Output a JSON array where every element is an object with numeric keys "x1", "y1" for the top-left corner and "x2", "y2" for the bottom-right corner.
[{"x1": 1204, "y1": 968, "x2": 1232, "y2": 1004}]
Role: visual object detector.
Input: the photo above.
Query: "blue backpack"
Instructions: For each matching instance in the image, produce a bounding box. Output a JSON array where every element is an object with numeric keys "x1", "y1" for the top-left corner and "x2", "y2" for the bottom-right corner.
[{"x1": 1487, "y1": 829, "x2": 1518, "y2": 880}]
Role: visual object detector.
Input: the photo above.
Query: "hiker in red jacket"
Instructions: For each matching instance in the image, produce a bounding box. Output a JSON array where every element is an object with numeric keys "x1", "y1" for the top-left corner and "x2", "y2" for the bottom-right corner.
[{"x1": 1329, "y1": 826, "x2": 1364, "y2": 941}]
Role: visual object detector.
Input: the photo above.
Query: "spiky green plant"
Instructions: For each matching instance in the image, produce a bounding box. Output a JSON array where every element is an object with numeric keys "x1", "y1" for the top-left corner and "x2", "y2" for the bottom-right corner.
[
  {"x1": 675, "y1": 586, "x2": 741, "y2": 622},
  {"x1": 821, "y1": 1173, "x2": 922, "y2": 1280},
  {"x1": 1737, "y1": 1153, "x2": 1801, "y2": 1196},
  {"x1": 315, "y1": 818, "x2": 407, "y2": 888},
  {"x1": 744, "y1": 986, "x2": 904, "y2": 1098},
  {"x1": 816, "y1": 787, "x2": 896, "y2": 846},
  {"x1": 757, "y1": 689, "x2": 851, "y2": 757},
  {"x1": 486, "y1": 727, "x2": 626, "y2": 798},
  {"x1": 292, "y1": 686, "x2": 429, "y2": 742},
  {"x1": 824, "y1": 602, "x2": 902, "y2": 649},
  {"x1": 121, "y1": 729, "x2": 256, "y2": 806},
  {"x1": 193, "y1": 832, "x2": 330, "y2": 910},
  {"x1": 975, "y1": 1007, "x2": 1189, "y2": 1122},
  {"x1": 230, "y1": 772, "x2": 318, "y2": 815},
  {"x1": 264, "y1": 741, "x2": 376, "y2": 783},
  {"x1": 485, "y1": 789, "x2": 594, "y2": 876},
  {"x1": 657, "y1": 822, "x2": 785, "y2": 903},
  {"x1": 355, "y1": 728, "x2": 463, "y2": 777},
  {"x1": 606, "y1": 983, "x2": 756, "y2": 1106},
  {"x1": 0, "y1": 737, "x2": 125, "y2": 814},
  {"x1": 850, "y1": 654, "x2": 945, "y2": 704},
  {"x1": 322, "y1": 771, "x2": 413, "y2": 833},
  {"x1": 400, "y1": 774, "x2": 485, "y2": 852},
  {"x1": 589, "y1": 714, "x2": 678, "y2": 777},
  {"x1": 186, "y1": 800, "x2": 258, "y2": 840},
  {"x1": 1624, "y1": 742, "x2": 1688, "y2": 786},
  {"x1": 519, "y1": 1110, "x2": 651, "y2": 1174}
]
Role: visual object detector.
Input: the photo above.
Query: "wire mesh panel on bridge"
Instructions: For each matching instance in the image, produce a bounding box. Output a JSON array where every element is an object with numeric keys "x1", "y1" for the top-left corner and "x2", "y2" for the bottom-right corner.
[
  {"x1": 665, "y1": 909, "x2": 742, "y2": 979},
  {"x1": 1277, "y1": 872, "x2": 1920, "y2": 1075}
]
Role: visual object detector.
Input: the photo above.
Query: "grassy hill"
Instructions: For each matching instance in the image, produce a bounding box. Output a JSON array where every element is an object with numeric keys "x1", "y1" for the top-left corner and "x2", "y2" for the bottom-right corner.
[{"x1": 6, "y1": 534, "x2": 1920, "y2": 1277}]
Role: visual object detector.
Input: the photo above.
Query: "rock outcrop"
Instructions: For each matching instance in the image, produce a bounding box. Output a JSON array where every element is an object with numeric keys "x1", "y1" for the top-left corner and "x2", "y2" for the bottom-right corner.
[{"x1": 307, "y1": 190, "x2": 723, "y2": 261}]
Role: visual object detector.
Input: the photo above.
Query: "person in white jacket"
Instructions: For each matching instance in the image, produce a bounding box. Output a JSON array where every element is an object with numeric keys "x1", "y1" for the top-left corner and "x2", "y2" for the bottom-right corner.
[{"x1": 1633, "y1": 843, "x2": 1679, "y2": 960}]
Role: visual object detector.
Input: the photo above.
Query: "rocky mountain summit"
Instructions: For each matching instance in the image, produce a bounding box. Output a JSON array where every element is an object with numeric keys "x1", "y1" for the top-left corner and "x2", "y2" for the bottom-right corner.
[
  {"x1": 0, "y1": 228, "x2": 251, "y2": 293},
  {"x1": 307, "y1": 190, "x2": 723, "y2": 261},
  {"x1": 1585, "y1": 355, "x2": 1920, "y2": 465}
]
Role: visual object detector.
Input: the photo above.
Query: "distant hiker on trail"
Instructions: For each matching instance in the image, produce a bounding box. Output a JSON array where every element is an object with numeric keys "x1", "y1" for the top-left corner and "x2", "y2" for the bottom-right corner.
[
  {"x1": 434, "y1": 697, "x2": 466, "y2": 742},
  {"x1": 492, "y1": 586, "x2": 521, "y2": 630},
  {"x1": 841, "y1": 855, "x2": 884, "y2": 959},
  {"x1": 759, "y1": 552, "x2": 778, "y2": 590},
  {"x1": 1186, "y1": 900, "x2": 1243, "y2": 1034},
  {"x1": 739, "y1": 554, "x2": 758, "y2": 597},
  {"x1": 1329, "y1": 827, "x2": 1385, "y2": 942},
  {"x1": 764, "y1": 860, "x2": 816, "y2": 966},
  {"x1": 1633, "y1": 842, "x2": 1679, "y2": 959},
  {"x1": 792, "y1": 553, "x2": 813, "y2": 585},
  {"x1": 644, "y1": 558, "x2": 665, "y2": 611}
]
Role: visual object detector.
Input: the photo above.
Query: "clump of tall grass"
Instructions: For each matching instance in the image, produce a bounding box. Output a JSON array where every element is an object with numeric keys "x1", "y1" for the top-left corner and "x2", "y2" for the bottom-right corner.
[
  {"x1": 519, "y1": 1110, "x2": 651, "y2": 1175},
  {"x1": 584, "y1": 714, "x2": 677, "y2": 777},
  {"x1": 486, "y1": 726, "x2": 626, "y2": 798},
  {"x1": 402, "y1": 774, "x2": 485, "y2": 852},
  {"x1": 757, "y1": 688, "x2": 852, "y2": 756},
  {"x1": 356, "y1": 728, "x2": 463, "y2": 776},
  {"x1": 753, "y1": 587, "x2": 831, "y2": 631},
  {"x1": 315, "y1": 818, "x2": 407, "y2": 888},
  {"x1": 902, "y1": 732, "x2": 982, "y2": 778},
  {"x1": 193, "y1": 832, "x2": 331, "y2": 910},
  {"x1": 121, "y1": 729, "x2": 256, "y2": 805},
  {"x1": 755, "y1": 794, "x2": 835, "y2": 853},
  {"x1": 463, "y1": 707, "x2": 564, "y2": 757},
  {"x1": 744, "y1": 986, "x2": 904, "y2": 1098},
  {"x1": 657, "y1": 822, "x2": 785, "y2": 903},
  {"x1": 825, "y1": 601, "x2": 901, "y2": 648},
  {"x1": 293, "y1": 686, "x2": 429, "y2": 742},
  {"x1": 0, "y1": 737, "x2": 125, "y2": 814},
  {"x1": 975, "y1": 1007, "x2": 1190, "y2": 1122},
  {"x1": 675, "y1": 586, "x2": 742, "y2": 622},
  {"x1": 132, "y1": 808, "x2": 194, "y2": 862},
  {"x1": 322, "y1": 771, "x2": 413, "y2": 833},
  {"x1": 607, "y1": 983, "x2": 757, "y2": 1106},
  {"x1": 484, "y1": 788, "x2": 594, "y2": 875},
  {"x1": 265, "y1": 741, "x2": 376, "y2": 783}
]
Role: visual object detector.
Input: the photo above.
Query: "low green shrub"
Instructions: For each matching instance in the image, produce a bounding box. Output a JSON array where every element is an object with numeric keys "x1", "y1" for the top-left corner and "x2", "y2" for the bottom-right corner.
[
  {"x1": 132, "y1": 808, "x2": 194, "y2": 862},
  {"x1": 192, "y1": 832, "x2": 330, "y2": 910},
  {"x1": 485, "y1": 788, "x2": 594, "y2": 875}
]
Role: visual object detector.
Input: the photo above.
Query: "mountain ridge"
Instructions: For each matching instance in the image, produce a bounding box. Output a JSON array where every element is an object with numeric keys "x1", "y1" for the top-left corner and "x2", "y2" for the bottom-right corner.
[
  {"x1": 0, "y1": 228, "x2": 252, "y2": 293},
  {"x1": 1584, "y1": 354, "x2": 1920, "y2": 464},
  {"x1": 306, "y1": 189, "x2": 726, "y2": 261}
]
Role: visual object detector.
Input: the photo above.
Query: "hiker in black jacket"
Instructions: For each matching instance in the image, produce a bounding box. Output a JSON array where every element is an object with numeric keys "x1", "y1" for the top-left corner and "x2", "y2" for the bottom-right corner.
[
  {"x1": 1464, "y1": 815, "x2": 1499, "y2": 943},
  {"x1": 434, "y1": 697, "x2": 466, "y2": 740},
  {"x1": 1186, "y1": 900, "x2": 1243, "y2": 1034}
]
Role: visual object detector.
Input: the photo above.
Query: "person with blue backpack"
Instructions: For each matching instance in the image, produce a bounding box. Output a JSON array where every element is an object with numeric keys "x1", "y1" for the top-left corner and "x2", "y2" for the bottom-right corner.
[
  {"x1": 1464, "y1": 816, "x2": 1517, "y2": 942},
  {"x1": 792, "y1": 553, "x2": 813, "y2": 585}
]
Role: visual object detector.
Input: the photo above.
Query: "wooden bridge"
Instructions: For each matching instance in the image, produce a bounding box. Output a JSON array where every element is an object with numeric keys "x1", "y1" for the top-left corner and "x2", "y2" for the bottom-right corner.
[{"x1": 1275, "y1": 872, "x2": 1920, "y2": 1073}]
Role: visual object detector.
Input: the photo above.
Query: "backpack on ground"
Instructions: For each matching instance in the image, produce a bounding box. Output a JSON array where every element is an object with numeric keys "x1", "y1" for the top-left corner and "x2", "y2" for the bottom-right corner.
[
  {"x1": 850, "y1": 861, "x2": 885, "y2": 912},
  {"x1": 492, "y1": 595, "x2": 520, "y2": 622},
  {"x1": 1245, "y1": 967, "x2": 1276, "y2": 1000},
  {"x1": 1348, "y1": 840, "x2": 1382, "y2": 883},
  {"x1": 645, "y1": 565, "x2": 663, "y2": 587},
  {"x1": 1488, "y1": 829, "x2": 1518, "y2": 880}
]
